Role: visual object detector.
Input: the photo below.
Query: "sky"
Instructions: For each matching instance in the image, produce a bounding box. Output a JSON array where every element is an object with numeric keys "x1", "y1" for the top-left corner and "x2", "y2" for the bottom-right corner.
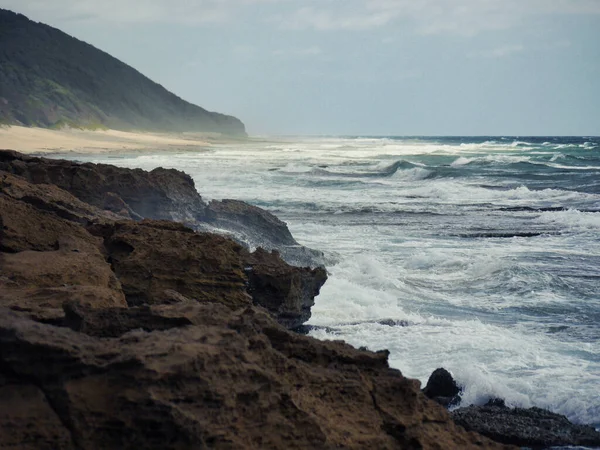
[{"x1": 1, "y1": 0, "x2": 599, "y2": 136}]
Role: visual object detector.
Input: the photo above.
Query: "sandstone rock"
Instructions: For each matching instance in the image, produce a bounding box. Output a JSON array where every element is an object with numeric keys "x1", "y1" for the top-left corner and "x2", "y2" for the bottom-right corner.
[
  {"x1": 87, "y1": 220, "x2": 327, "y2": 328},
  {"x1": 0, "y1": 150, "x2": 207, "y2": 224},
  {"x1": 0, "y1": 308, "x2": 511, "y2": 450},
  {"x1": 0, "y1": 190, "x2": 126, "y2": 322},
  {"x1": 89, "y1": 220, "x2": 252, "y2": 309},
  {"x1": 1, "y1": 170, "x2": 127, "y2": 223},
  {"x1": 0, "y1": 150, "x2": 324, "y2": 266},
  {"x1": 451, "y1": 402, "x2": 600, "y2": 448},
  {"x1": 0, "y1": 384, "x2": 74, "y2": 449},
  {"x1": 0, "y1": 194, "x2": 101, "y2": 254}
]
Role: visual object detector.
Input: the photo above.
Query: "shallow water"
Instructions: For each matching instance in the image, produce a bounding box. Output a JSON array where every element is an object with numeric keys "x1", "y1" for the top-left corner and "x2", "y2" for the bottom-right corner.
[{"x1": 62, "y1": 136, "x2": 600, "y2": 427}]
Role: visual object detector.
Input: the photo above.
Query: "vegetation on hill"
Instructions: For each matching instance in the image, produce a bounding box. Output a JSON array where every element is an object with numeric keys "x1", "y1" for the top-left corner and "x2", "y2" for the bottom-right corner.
[{"x1": 0, "y1": 9, "x2": 246, "y2": 135}]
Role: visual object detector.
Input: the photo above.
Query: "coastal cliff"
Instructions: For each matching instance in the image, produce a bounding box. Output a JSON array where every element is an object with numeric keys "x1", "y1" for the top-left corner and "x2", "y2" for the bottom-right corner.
[
  {"x1": 0, "y1": 9, "x2": 246, "y2": 135},
  {"x1": 0, "y1": 150, "x2": 511, "y2": 449}
]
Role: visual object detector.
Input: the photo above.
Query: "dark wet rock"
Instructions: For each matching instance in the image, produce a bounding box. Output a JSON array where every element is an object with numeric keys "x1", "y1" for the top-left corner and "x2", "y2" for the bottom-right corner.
[
  {"x1": 204, "y1": 198, "x2": 326, "y2": 267},
  {"x1": 451, "y1": 403, "x2": 600, "y2": 448},
  {"x1": 378, "y1": 318, "x2": 409, "y2": 327},
  {"x1": 459, "y1": 231, "x2": 552, "y2": 239},
  {"x1": 206, "y1": 199, "x2": 296, "y2": 246},
  {"x1": 245, "y1": 248, "x2": 327, "y2": 329},
  {"x1": 0, "y1": 307, "x2": 511, "y2": 450},
  {"x1": 485, "y1": 398, "x2": 506, "y2": 408},
  {"x1": 422, "y1": 368, "x2": 462, "y2": 407}
]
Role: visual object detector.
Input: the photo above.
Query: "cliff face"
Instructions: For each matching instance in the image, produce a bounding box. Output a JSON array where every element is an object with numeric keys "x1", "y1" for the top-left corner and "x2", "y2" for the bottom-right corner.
[
  {"x1": 0, "y1": 9, "x2": 246, "y2": 135},
  {"x1": 0, "y1": 151, "x2": 512, "y2": 449}
]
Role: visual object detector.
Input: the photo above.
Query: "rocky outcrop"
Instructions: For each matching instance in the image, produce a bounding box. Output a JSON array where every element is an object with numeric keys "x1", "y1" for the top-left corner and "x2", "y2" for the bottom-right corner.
[
  {"x1": 422, "y1": 368, "x2": 461, "y2": 407},
  {"x1": 0, "y1": 150, "x2": 206, "y2": 224},
  {"x1": 424, "y1": 368, "x2": 600, "y2": 448},
  {"x1": 204, "y1": 199, "x2": 326, "y2": 267},
  {"x1": 0, "y1": 306, "x2": 511, "y2": 450},
  {"x1": 0, "y1": 150, "x2": 323, "y2": 266},
  {"x1": 451, "y1": 402, "x2": 600, "y2": 449},
  {"x1": 0, "y1": 176, "x2": 127, "y2": 324},
  {"x1": 0, "y1": 151, "x2": 515, "y2": 449},
  {"x1": 245, "y1": 248, "x2": 327, "y2": 329}
]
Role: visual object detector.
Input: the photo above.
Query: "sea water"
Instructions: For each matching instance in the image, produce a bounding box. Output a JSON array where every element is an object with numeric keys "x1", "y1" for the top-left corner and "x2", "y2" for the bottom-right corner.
[{"x1": 64, "y1": 136, "x2": 600, "y2": 428}]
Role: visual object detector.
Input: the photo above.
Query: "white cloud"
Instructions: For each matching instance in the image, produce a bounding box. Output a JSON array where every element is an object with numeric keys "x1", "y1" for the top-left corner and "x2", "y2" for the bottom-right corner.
[
  {"x1": 0, "y1": 0, "x2": 282, "y2": 24},
  {"x1": 277, "y1": 0, "x2": 600, "y2": 35},
  {"x1": 2, "y1": 0, "x2": 599, "y2": 33}
]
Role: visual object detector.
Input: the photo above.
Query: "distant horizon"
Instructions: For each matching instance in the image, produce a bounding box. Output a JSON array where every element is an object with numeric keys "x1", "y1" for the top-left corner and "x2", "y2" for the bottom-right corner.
[
  {"x1": 250, "y1": 134, "x2": 600, "y2": 139},
  {"x1": 1, "y1": 1, "x2": 599, "y2": 136}
]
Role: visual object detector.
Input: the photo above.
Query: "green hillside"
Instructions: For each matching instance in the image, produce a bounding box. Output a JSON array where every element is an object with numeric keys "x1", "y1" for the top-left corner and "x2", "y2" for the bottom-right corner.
[{"x1": 0, "y1": 9, "x2": 246, "y2": 135}]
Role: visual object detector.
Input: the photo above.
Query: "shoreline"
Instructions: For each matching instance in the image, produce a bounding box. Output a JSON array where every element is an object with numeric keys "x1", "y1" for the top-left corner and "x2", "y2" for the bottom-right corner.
[
  {"x1": 0, "y1": 125, "x2": 247, "y2": 154},
  {"x1": 1, "y1": 149, "x2": 599, "y2": 448}
]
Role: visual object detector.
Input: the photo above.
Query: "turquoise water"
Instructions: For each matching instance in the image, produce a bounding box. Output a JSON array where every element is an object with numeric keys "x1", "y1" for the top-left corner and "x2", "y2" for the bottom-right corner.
[{"x1": 63, "y1": 136, "x2": 600, "y2": 428}]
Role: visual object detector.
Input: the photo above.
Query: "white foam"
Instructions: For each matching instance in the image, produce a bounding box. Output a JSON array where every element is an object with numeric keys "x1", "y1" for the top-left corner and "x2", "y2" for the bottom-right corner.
[
  {"x1": 535, "y1": 209, "x2": 600, "y2": 230},
  {"x1": 451, "y1": 156, "x2": 472, "y2": 167},
  {"x1": 392, "y1": 167, "x2": 432, "y2": 181},
  {"x1": 65, "y1": 136, "x2": 600, "y2": 427}
]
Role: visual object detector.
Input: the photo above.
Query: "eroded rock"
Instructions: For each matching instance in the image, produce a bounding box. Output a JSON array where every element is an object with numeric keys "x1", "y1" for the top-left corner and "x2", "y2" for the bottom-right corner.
[
  {"x1": 245, "y1": 248, "x2": 327, "y2": 329},
  {"x1": 0, "y1": 150, "x2": 207, "y2": 224},
  {"x1": 451, "y1": 402, "x2": 600, "y2": 449},
  {"x1": 0, "y1": 308, "x2": 511, "y2": 450}
]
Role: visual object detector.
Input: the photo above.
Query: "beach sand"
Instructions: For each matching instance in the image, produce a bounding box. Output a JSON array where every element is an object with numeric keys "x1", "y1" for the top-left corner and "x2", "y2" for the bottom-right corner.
[{"x1": 0, "y1": 126, "x2": 221, "y2": 154}]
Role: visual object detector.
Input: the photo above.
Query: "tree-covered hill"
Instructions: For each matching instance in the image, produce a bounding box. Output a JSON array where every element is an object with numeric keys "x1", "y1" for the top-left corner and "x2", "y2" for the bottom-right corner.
[{"x1": 0, "y1": 9, "x2": 246, "y2": 135}]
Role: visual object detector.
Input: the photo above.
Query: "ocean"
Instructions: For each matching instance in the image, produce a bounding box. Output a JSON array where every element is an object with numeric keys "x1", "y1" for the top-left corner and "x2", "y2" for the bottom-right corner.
[{"x1": 64, "y1": 136, "x2": 600, "y2": 428}]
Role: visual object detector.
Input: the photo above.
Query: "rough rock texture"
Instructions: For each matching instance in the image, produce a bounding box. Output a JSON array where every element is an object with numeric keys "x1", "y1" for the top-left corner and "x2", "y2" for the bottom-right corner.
[
  {"x1": 89, "y1": 220, "x2": 252, "y2": 310},
  {"x1": 0, "y1": 150, "x2": 516, "y2": 449},
  {"x1": 0, "y1": 307, "x2": 510, "y2": 450},
  {"x1": 0, "y1": 150, "x2": 323, "y2": 266},
  {"x1": 0, "y1": 150, "x2": 206, "y2": 224},
  {"x1": 0, "y1": 152, "x2": 327, "y2": 328},
  {"x1": 246, "y1": 248, "x2": 327, "y2": 329},
  {"x1": 451, "y1": 403, "x2": 600, "y2": 449},
  {"x1": 0, "y1": 183, "x2": 127, "y2": 323},
  {"x1": 422, "y1": 368, "x2": 461, "y2": 408}
]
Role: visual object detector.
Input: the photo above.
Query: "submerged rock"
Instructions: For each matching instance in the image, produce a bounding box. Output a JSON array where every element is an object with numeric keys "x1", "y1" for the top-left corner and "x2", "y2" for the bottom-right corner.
[{"x1": 451, "y1": 402, "x2": 600, "y2": 449}]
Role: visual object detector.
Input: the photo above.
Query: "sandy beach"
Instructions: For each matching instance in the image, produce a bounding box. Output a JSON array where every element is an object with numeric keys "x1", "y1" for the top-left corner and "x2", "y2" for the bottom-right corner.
[{"x1": 0, "y1": 126, "x2": 222, "y2": 154}]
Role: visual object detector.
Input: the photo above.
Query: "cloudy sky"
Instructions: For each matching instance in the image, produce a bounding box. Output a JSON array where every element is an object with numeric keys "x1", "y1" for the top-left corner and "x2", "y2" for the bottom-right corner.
[{"x1": 2, "y1": 0, "x2": 599, "y2": 135}]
